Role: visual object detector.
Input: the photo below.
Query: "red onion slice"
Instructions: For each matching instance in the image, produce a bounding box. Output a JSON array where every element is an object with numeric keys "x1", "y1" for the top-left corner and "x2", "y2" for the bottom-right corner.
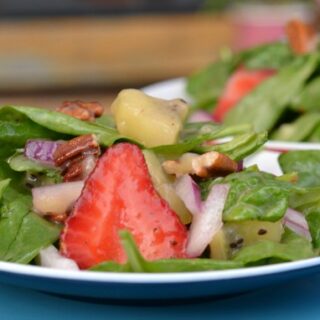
[
  {"x1": 25, "y1": 139, "x2": 60, "y2": 165},
  {"x1": 237, "y1": 160, "x2": 244, "y2": 172},
  {"x1": 284, "y1": 208, "x2": 311, "y2": 241},
  {"x1": 32, "y1": 181, "x2": 84, "y2": 215},
  {"x1": 39, "y1": 245, "x2": 79, "y2": 270},
  {"x1": 188, "y1": 110, "x2": 213, "y2": 123},
  {"x1": 186, "y1": 184, "x2": 230, "y2": 257},
  {"x1": 175, "y1": 175, "x2": 202, "y2": 215}
]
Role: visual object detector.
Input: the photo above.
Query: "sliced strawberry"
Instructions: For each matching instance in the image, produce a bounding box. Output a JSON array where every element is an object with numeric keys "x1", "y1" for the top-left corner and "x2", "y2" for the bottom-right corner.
[
  {"x1": 61, "y1": 143, "x2": 187, "y2": 269},
  {"x1": 213, "y1": 68, "x2": 276, "y2": 122}
]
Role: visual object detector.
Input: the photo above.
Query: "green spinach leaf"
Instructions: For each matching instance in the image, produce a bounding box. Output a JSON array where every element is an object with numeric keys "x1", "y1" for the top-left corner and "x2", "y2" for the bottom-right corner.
[
  {"x1": 241, "y1": 42, "x2": 294, "y2": 70},
  {"x1": 225, "y1": 54, "x2": 319, "y2": 131},
  {"x1": 7, "y1": 152, "x2": 62, "y2": 185},
  {"x1": 271, "y1": 113, "x2": 320, "y2": 142},
  {"x1": 91, "y1": 231, "x2": 243, "y2": 273},
  {"x1": 186, "y1": 60, "x2": 234, "y2": 110},
  {"x1": 0, "y1": 181, "x2": 61, "y2": 264},
  {"x1": 292, "y1": 77, "x2": 320, "y2": 112},
  {"x1": 202, "y1": 170, "x2": 300, "y2": 222},
  {"x1": 0, "y1": 108, "x2": 63, "y2": 160},
  {"x1": 279, "y1": 150, "x2": 320, "y2": 187},
  {"x1": 0, "y1": 106, "x2": 122, "y2": 148},
  {"x1": 152, "y1": 122, "x2": 266, "y2": 161},
  {"x1": 234, "y1": 229, "x2": 314, "y2": 265}
]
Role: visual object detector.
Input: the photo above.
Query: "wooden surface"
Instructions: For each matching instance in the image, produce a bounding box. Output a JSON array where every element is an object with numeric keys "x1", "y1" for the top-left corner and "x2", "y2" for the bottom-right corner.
[
  {"x1": 0, "y1": 14, "x2": 233, "y2": 91},
  {"x1": 0, "y1": 90, "x2": 118, "y2": 109}
]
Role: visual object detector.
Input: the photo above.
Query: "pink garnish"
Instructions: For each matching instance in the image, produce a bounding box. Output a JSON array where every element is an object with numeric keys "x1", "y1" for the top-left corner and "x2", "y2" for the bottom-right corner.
[
  {"x1": 175, "y1": 175, "x2": 202, "y2": 215},
  {"x1": 25, "y1": 140, "x2": 60, "y2": 165},
  {"x1": 186, "y1": 184, "x2": 230, "y2": 257},
  {"x1": 284, "y1": 208, "x2": 311, "y2": 241},
  {"x1": 188, "y1": 110, "x2": 213, "y2": 123}
]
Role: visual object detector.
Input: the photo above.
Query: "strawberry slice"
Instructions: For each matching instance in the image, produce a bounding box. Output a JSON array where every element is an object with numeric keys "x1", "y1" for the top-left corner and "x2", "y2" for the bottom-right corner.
[
  {"x1": 61, "y1": 143, "x2": 187, "y2": 269},
  {"x1": 213, "y1": 68, "x2": 276, "y2": 122}
]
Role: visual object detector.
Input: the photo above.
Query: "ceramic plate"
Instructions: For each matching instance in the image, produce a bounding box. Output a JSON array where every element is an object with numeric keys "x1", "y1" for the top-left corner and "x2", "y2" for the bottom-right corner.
[{"x1": 0, "y1": 79, "x2": 320, "y2": 303}]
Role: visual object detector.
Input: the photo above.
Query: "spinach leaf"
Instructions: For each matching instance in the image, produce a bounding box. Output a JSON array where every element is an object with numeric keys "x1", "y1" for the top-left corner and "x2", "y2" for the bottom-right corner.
[
  {"x1": 292, "y1": 77, "x2": 320, "y2": 112},
  {"x1": 234, "y1": 229, "x2": 314, "y2": 265},
  {"x1": 0, "y1": 181, "x2": 61, "y2": 264},
  {"x1": 289, "y1": 187, "x2": 320, "y2": 212},
  {"x1": 241, "y1": 42, "x2": 294, "y2": 70},
  {"x1": 279, "y1": 150, "x2": 320, "y2": 187},
  {"x1": 152, "y1": 122, "x2": 266, "y2": 161},
  {"x1": 308, "y1": 124, "x2": 320, "y2": 142},
  {"x1": 225, "y1": 54, "x2": 319, "y2": 132},
  {"x1": 271, "y1": 113, "x2": 320, "y2": 142},
  {"x1": 91, "y1": 231, "x2": 243, "y2": 273},
  {"x1": 194, "y1": 131, "x2": 267, "y2": 161},
  {"x1": 0, "y1": 106, "x2": 122, "y2": 148},
  {"x1": 0, "y1": 108, "x2": 63, "y2": 160},
  {"x1": 202, "y1": 170, "x2": 299, "y2": 222},
  {"x1": 180, "y1": 122, "x2": 251, "y2": 141},
  {"x1": 94, "y1": 114, "x2": 116, "y2": 128},
  {"x1": 0, "y1": 179, "x2": 10, "y2": 200},
  {"x1": 8, "y1": 152, "x2": 62, "y2": 185},
  {"x1": 186, "y1": 42, "x2": 293, "y2": 110},
  {"x1": 90, "y1": 262, "x2": 132, "y2": 273},
  {"x1": 305, "y1": 209, "x2": 320, "y2": 249},
  {"x1": 186, "y1": 59, "x2": 235, "y2": 110}
]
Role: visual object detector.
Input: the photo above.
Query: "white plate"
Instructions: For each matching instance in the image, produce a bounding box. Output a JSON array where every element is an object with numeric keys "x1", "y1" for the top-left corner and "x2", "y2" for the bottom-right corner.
[{"x1": 1, "y1": 79, "x2": 320, "y2": 303}]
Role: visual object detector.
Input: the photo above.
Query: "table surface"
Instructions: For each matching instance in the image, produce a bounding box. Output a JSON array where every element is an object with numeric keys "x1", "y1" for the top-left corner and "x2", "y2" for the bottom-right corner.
[{"x1": 2, "y1": 273, "x2": 320, "y2": 320}]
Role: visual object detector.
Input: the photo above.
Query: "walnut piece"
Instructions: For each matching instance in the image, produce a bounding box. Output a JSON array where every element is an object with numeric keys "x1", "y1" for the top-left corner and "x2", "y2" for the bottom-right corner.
[
  {"x1": 54, "y1": 134, "x2": 100, "y2": 182},
  {"x1": 57, "y1": 100, "x2": 104, "y2": 121},
  {"x1": 192, "y1": 151, "x2": 238, "y2": 178},
  {"x1": 286, "y1": 20, "x2": 317, "y2": 55},
  {"x1": 162, "y1": 151, "x2": 238, "y2": 178}
]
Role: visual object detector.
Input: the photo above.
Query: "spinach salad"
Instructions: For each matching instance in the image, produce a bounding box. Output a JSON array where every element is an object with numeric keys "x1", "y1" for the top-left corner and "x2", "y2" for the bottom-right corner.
[{"x1": 0, "y1": 88, "x2": 319, "y2": 273}]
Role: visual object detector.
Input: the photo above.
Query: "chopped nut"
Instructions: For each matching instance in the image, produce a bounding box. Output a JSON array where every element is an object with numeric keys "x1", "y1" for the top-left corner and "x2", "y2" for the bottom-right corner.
[
  {"x1": 54, "y1": 134, "x2": 99, "y2": 166},
  {"x1": 192, "y1": 151, "x2": 238, "y2": 178},
  {"x1": 57, "y1": 100, "x2": 104, "y2": 121},
  {"x1": 62, "y1": 158, "x2": 83, "y2": 182},
  {"x1": 54, "y1": 134, "x2": 100, "y2": 182},
  {"x1": 286, "y1": 20, "x2": 317, "y2": 55},
  {"x1": 162, "y1": 151, "x2": 237, "y2": 178}
]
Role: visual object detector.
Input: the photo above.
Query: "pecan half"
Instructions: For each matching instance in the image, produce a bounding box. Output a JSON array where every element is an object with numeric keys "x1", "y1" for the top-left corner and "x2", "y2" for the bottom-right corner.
[
  {"x1": 54, "y1": 134, "x2": 100, "y2": 182},
  {"x1": 57, "y1": 100, "x2": 104, "y2": 121},
  {"x1": 286, "y1": 20, "x2": 317, "y2": 55},
  {"x1": 162, "y1": 151, "x2": 237, "y2": 178},
  {"x1": 54, "y1": 134, "x2": 99, "y2": 166}
]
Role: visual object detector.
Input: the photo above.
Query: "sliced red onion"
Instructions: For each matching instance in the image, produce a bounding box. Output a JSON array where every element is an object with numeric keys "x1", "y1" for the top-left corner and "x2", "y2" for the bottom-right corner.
[
  {"x1": 32, "y1": 181, "x2": 84, "y2": 215},
  {"x1": 39, "y1": 245, "x2": 79, "y2": 270},
  {"x1": 25, "y1": 139, "x2": 60, "y2": 165},
  {"x1": 186, "y1": 184, "x2": 230, "y2": 257},
  {"x1": 237, "y1": 160, "x2": 244, "y2": 172},
  {"x1": 188, "y1": 110, "x2": 213, "y2": 123},
  {"x1": 284, "y1": 208, "x2": 311, "y2": 241},
  {"x1": 175, "y1": 175, "x2": 202, "y2": 215}
]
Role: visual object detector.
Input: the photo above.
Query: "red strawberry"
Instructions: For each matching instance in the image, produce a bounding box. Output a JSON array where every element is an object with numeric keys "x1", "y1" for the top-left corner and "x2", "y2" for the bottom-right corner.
[
  {"x1": 213, "y1": 68, "x2": 276, "y2": 122},
  {"x1": 61, "y1": 143, "x2": 187, "y2": 269}
]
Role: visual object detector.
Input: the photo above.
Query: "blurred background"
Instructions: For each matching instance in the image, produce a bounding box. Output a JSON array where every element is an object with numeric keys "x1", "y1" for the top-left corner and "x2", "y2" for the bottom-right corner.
[{"x1": 0, "y1": 0, "x2": 318, "y2": 108}]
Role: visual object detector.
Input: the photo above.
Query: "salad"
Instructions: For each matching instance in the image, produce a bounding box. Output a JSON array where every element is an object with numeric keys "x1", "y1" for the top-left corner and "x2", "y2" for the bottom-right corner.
[
  {"x1": 186, "y1": 19, "x2": 320, "y2": 142},
  {"x1": 0, "y1": 89, "x2": 319, "y2": 273}
]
